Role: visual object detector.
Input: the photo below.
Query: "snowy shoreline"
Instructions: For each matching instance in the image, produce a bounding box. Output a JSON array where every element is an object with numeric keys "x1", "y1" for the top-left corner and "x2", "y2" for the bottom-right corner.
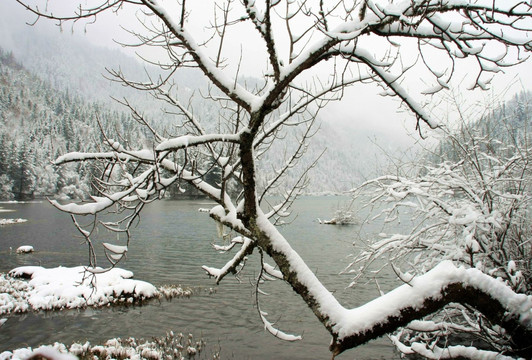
[
  {"x1": 0, "y1": 331, "x2": 213, "y2": 360},
  {"x1": 0, "y1": 266, "x2": 218, "y2": 359}
]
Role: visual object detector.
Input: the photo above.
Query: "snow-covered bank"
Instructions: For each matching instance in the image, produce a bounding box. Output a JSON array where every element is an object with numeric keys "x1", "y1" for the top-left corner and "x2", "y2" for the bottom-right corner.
[
  {"x1": 0, "y1": 266, "x2": 194, "y2": 315},
  {"x1": 0, "y1": 331, "x2": 213, "y2": 360},
  {"x1": 0, "y1": 219, "x2": 27, "y2": 226}
]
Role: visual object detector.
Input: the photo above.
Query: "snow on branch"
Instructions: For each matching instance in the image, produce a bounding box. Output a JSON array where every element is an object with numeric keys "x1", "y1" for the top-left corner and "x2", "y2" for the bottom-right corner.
[
  {"x1": 329, "y1": 261, "x2": 532, "y2": 357},
  {"x1": 202, "y1": 237, "x2": 254, "y2": 284},
  {"x1": 54, "y1": 149, "x2": 154, "y2": 165},
  {"x1": 389, "y1": 335, "x2": 517, "y2": 360},
  {"x1": 211, "y1": 236, "x2": 244, "y2": 252},
  {"x1": 49, "y1": 166, "x2": 154, "y2": 215},
  {"x1": 16, "y1": 0, "x2": 532, "y2": 357},
  {"x1": 352, "y1": 48, "x2": 437, "y2": 128},
  {"x1": 243, "y1": 0, "x2": 281, "y2": 81},
  {"x1": 102, "y1": 242, "x2": 128, "y2": 264},
  {"x1": 155, "y1": 132, "x2": 242, "y2": 152},
  {"x1": 142, "y1": 0, "x2": 263, "y2": 112},
  {"x1": 254, "y1": 209, "x2": 531, "y2": 357},
  {"x1": 263, "y1": 262, "x2": 283, "y2": 280},
  {"x1": 259, "y1": 310, "x2": 302, "y2": 341}
]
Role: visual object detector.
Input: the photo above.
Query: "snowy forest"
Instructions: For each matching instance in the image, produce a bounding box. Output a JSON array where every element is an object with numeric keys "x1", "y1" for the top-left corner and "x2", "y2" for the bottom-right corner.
[
  {"x1": 1, "y1": 41, "x2": 530, "y2": 202},
  {"x1": 0, "y1": 48, "x2": 148, "y2": 200},
  {"x1": 1, "y1": 0, "x2": 532, "y2": 359},
  {"x1": 0, "y1": 5, "x2": 399, "y2": 201}
]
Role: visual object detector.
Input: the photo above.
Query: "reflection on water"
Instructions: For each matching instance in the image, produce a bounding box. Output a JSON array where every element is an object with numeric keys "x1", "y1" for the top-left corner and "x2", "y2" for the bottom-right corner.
[{"x1": 0, "y1": 197, "x2": 399, "y2": 359}]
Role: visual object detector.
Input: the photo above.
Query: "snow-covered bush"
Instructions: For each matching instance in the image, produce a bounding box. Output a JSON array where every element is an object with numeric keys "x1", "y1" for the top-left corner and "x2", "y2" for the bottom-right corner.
[
  {"x1": 319, "y1": 201, "x2": 358, "y2": 225},
  {"x1": 351, "y1": 93, "x2": 532, "y2": 357}
]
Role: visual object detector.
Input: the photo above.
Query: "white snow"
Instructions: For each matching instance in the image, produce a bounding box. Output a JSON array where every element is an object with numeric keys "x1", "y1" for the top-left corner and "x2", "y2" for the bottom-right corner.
[
  {"x1": 0, "y1": 219, "x2": 27, "y2": 226},
  {"x1": 202, "y1": 237, "x2": 253, "y2": 283},
  {"x1": 50, "y1": 167, "x2": 154, "y2": 215},
  {"x1": 1, "y1": 267, "x2": 194, "y2": 316},
  {"x1": 411, "y1": 343, "x2": 516, "y2": 360},
  {"x1": 1, "y1": 331, "x2": 208, "y2": 360},
  {"x1": 263, "y1": 263, "x2": 283, "y2": 279},
  {"x1": 155, "y1": 133, "x2": 241, "y2": 152},
  {"x1": 102, "y1": 242, "x2": 128, "y2": 255},
  {"x1": 260, "y1": 310, "x2": 302, "y2": 341},
  {"x1": 0, "y1": 345, "x2": 78, "y2": 360},
  {"x1": 54, "y1": 149, "x2": 154, "y2": 166},
  {"x1": 145, "y1": 0, "x2": 263, "y2": 111},
  {"x1": 209, "y1": 204, "x2": 247, "y2": 234},
  {"x1": 389, "y1": 334, "x2": 516, "y2": 359},
  {"x1": 2, "y1": 266, "x2": 157, "y2": 313},
  {"x1": 254, "y1": 209, "x2": 345, "y2": 321},
  {"x1": 15, "y1": 246, "x2": 34, "y2": 254},
  {"x1": 332, "y1": 261, "x2": 532, "y2": 341}
]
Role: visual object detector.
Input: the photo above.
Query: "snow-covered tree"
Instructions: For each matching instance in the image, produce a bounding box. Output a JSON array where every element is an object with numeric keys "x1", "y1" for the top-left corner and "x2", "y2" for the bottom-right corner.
[
  {"x1": 352, "y1": 92, "x2": 531, "y2": 357},
  {"x1": 15, "y1": 1, "x2": 532, "y2": 358}
]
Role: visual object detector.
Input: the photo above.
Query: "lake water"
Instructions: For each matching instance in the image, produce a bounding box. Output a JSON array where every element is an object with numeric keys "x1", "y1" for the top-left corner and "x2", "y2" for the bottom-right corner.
[{"x1": 0, "y1": 197, "x2": 400, "y2": 359}]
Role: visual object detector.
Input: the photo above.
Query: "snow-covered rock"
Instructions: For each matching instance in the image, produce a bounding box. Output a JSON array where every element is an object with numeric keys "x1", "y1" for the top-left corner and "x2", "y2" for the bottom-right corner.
[{"x1": 15, "y1": 246, "x2": 33, "y2": 254}]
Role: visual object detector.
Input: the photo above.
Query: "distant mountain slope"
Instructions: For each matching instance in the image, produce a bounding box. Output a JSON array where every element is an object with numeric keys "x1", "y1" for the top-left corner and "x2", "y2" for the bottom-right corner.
[
  {"x1": 432, "y1": 90, "x2": 532, "y2": 164},
  {"x1": 0, "y1": 20, "x2": 202, "y2": 114},
  {"x1": 0, "y1": 47, "x2": 144, "y2": 200},
  {"x1": 0, "y1": 2, "x2": 410, "y2": 195}
]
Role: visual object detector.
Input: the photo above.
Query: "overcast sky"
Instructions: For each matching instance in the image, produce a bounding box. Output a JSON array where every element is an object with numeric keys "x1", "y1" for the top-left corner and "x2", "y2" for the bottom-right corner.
[{"x1": 3, "y1": 0, "x2": 531, "y2": 147}]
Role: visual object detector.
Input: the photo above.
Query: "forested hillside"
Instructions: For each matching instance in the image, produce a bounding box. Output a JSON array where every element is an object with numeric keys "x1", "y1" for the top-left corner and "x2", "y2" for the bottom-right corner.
[
  {"x1": 431, "y1": 91, "x2": 532, "y2": 165},
  {"x1": 0, "y1": 4, "x2": 412, "y2": 199},
  {"x1": 3, "y1": 28, "x2": 527, "y2": 202},
  {"x1": 0, "y1": 48, "x2": 145, "y2": 200},
  {"x1": 0, "y1": 43, "x2": 382, "y2": 200}
]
